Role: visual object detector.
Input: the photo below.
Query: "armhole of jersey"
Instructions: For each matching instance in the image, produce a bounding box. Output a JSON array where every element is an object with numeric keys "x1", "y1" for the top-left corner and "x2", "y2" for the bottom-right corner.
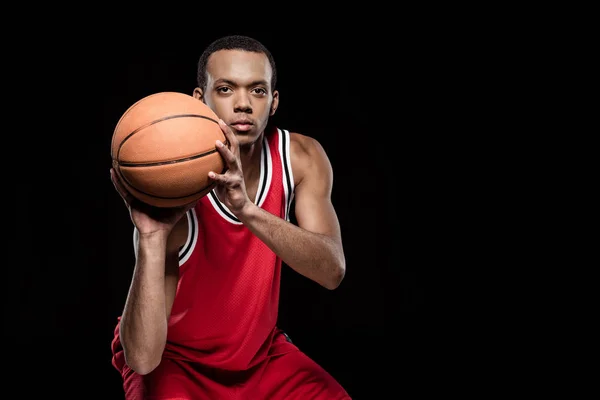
[
  {"x1": 178, "y1": 208, "x2": 198, "y2": 266},
  {"x1": 279, "y1": 129, "x2": 295, "y2": 221},
  {"x1": 255, "y1": 135, "x2": 272, "y2": 208},
  {"x1": 132, "y1": 210, "x2": 197, "y2": 268}
]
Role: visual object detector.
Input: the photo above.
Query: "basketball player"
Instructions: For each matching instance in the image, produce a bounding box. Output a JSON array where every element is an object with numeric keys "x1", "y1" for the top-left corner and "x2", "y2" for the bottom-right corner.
[{"x1": 110, "y1": 35, "x2": 350, "y2": 399}]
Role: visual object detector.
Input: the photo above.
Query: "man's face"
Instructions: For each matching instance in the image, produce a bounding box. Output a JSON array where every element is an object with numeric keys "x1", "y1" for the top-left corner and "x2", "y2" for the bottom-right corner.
[{"x1": 194, "y1": 49, "x2": 279, "y2": 147}]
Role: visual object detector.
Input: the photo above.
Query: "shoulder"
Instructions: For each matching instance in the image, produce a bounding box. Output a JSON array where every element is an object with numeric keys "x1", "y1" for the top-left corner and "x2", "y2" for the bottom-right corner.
[
  {"x1": 289, "y1": 131, "x2": 324, "y2": 155},
  {"x1": 288, "y1": 131, "x2": 332, "y2": 187}
]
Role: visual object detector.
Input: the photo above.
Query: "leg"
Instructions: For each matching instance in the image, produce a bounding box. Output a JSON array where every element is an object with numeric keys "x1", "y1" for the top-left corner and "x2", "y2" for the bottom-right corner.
[
  {"x1": 121, "y1": 358, "x2": 238, "y2": 400},
  {"x1": 253, "y1": 349, "x2": 351, "y2": 400}
]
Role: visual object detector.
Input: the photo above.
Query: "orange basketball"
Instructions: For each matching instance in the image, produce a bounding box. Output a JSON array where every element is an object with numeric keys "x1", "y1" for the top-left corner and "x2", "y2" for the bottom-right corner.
[{"x1": 111, "y1": 91, "x2": 226, "y2": 208}]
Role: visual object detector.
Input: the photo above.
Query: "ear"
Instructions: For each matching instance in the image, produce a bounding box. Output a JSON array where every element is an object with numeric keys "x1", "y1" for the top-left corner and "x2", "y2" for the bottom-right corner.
[
  {"x1": 270, "y1": 90, "x2": 279, "y2": 116},
  {"x1": 193, "y1": 87, "x2": 204, "y2": 102}
]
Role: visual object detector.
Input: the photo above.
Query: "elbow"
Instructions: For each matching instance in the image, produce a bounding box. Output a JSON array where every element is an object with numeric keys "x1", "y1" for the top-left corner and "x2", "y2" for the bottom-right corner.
[
  {"x1": 119, "y1": 323, "x2": 167, "y2": 375},
  {"x1": 131, "y1": 365, "x2": 157, "y2": 376},
  {"x1": 324, "y1": 261, "x2": 346, "y2": 290},
  {"x1": 123, "y1": 349, "x2": 161, "y2": 376}
]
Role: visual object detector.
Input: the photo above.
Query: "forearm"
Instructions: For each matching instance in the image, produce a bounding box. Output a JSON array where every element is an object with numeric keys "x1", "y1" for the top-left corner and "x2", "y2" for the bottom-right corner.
[
  {"x1": 238, "y1": 203, "x2": 345, "y2": 289},
  {"x1": 119, "y1": 233, "x2": 169, "y2": 374}
]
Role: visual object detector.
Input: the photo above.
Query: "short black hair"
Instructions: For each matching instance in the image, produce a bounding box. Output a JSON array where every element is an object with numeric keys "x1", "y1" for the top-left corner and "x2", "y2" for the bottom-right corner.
[{"x1": 197, "y1": 35, "x2": 277, "y2": 92}]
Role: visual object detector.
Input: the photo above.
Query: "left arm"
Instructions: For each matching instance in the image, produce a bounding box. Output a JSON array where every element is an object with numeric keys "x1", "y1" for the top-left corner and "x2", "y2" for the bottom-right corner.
[
  {"x1": 209, "y1": 120, "x2": 345, "y2": 289},
  {"x1": 240, "y1": 133, "x2": 345, "y2": 289}
]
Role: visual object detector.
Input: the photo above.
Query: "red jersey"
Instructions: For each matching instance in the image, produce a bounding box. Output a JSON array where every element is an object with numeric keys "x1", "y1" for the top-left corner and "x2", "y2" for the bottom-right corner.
[{"x1": 112, "y1": 126, "x2": 296, "y2": 372}]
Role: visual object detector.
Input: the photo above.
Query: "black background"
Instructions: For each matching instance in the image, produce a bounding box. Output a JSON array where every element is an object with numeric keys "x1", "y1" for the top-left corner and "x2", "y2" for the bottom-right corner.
[{"x1": 6, "y1": 25, "x2": 432, "y2": 399}]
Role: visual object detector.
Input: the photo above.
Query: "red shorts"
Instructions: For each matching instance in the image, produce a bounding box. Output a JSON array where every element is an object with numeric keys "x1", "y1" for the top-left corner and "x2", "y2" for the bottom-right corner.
[{"x1": 118, "y1": 333, "x2": 351, "y2": 399}]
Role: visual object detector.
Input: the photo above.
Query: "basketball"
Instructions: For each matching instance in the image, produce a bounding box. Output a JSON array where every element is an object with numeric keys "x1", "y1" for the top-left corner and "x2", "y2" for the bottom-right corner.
[{"x1": 111, "y1": 91, "x2": 226, "y2": 208}]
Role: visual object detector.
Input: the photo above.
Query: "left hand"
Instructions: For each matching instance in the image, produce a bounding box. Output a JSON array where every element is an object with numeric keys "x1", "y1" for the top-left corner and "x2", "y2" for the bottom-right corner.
[{"x1": 208, "y1": 119, "x2": 251, "y2": 215}]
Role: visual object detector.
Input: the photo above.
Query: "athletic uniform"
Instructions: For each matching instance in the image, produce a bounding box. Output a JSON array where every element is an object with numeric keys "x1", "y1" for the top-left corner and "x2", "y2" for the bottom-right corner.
[{"x1": 111, "y1": 126, "x2": 351, "y2": 399}]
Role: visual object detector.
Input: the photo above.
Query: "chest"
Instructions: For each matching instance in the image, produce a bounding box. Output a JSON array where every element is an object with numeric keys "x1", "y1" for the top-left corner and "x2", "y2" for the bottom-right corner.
[{"x1": 245, "y1": 175, "x2": 260, "y2": 204}]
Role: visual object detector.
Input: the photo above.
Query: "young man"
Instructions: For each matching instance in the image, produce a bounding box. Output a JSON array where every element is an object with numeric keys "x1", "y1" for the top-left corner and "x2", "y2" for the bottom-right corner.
[{"x1": 110, "y1": 35, "x2": 350, "y2": 399}]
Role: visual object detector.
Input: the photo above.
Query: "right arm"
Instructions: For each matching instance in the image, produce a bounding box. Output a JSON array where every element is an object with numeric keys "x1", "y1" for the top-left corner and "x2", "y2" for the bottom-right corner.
[
  {"x1": 119, "y1": 216, "x2": 188, "y2": 375},
  {"x1": 110, "y1": 167, "x2": 191, "y2": 375},
  {"x1": 119, "y1": 218, "x2": 187, "y2": 375}
]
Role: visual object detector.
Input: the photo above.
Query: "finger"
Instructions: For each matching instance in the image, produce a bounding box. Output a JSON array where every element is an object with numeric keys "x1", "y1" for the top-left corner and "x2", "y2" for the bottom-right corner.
[
  {"x1": 110, "y1": 170, "x2": 131, "y2": 205},
  {"x1": 207, "y1": 170, "x2": 230, "y2": 185},
  {"x1": 218, "y1": 119, "x2": 238, "y2": 151},
  {"x1": 110, "y1": 168, "x2": 134, "y2": 205},
  {"x1": 215, "y1": 139, "x2": 238, "y2": 169}
]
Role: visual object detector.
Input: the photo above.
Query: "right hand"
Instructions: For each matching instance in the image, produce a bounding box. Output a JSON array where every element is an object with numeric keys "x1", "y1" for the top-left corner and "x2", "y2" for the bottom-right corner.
[{"x1": 110, "y1": 168, "x2": 196, "y2": 236}]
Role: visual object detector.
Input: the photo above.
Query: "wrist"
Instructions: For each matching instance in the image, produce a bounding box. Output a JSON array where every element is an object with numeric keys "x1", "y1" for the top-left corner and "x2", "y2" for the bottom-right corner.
[
  {"x1": 137, "y1": 230, "x2": 169, "y2": 246},
  {"x1": 235, "y1": 200, "x2": 258, "y2": 221}
]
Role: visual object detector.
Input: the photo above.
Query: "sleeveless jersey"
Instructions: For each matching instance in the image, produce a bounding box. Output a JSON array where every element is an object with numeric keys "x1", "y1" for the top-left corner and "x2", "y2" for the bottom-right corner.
[{"x1": 111, "y1": 126, "x2": 296, "y2": 372}]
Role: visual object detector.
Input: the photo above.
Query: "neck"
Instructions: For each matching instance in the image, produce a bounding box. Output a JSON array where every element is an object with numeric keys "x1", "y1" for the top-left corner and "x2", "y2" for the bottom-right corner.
[{"x1": 239, "y1": 132, "x2": 264, "y2": 175}]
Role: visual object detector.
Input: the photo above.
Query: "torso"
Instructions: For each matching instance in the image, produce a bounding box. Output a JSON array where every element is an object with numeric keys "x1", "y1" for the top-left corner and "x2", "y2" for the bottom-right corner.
[
  {"x1": 161, "y1": 126, "x2": 304, "y2": 371},
  {"x1": 170, "y1": 127, "x2": 310, "y2": 246}
]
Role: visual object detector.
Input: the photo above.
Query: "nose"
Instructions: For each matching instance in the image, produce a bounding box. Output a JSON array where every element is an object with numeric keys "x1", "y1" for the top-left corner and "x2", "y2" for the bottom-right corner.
[{"x1": 233, "y1": 91, "x2": 252, "y2": 113}]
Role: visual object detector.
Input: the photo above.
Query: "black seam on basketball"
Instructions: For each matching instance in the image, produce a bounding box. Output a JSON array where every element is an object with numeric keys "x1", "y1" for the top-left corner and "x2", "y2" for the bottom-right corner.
[
  {"x1": 119, "y1": 148, "x2": 219, "y2": 167},
  {"x1": 117, "y1": 162, "x2": 215, "y2": 200},
  {"x1": 126, "y1": 179, "x2": 215, "y2": 200},
  {"x1": 116, "y1": 114, "x2": 220, "y2": 161}
]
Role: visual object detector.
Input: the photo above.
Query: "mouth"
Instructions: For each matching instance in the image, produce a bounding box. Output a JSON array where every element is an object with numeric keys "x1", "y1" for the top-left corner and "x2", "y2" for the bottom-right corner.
[{"x1": 230, "y1": 121, "x2": 254, "y2": 132}]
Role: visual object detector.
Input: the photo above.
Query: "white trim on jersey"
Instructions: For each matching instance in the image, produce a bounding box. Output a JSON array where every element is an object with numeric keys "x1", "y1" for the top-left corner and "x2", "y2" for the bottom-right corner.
[
  {"x1": 178, "y1": 208, "x2": 198, "y2": 266},
  {"x1": 278, "y1": 129, "x2": 295, "y2": 221},
  {"x1": 208, "y1": 190, "x2": 243, "y2": 225},
  {"x1": 256, "y1": 137, "x2": 272, "y2": 208}
]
